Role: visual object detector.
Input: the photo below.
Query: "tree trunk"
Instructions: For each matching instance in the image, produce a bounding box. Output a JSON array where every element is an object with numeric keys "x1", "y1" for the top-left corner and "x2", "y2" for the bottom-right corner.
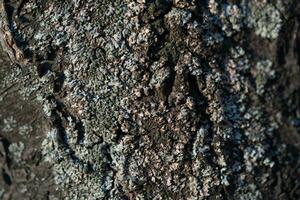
[{"x1": 0, "y1": 0, "x2": 299, "y2": 199}]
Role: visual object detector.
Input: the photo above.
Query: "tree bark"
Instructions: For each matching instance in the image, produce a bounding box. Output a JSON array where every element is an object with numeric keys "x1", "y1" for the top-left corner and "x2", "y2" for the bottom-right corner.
[{"x1": 0, "y1": 0, "x2": 299, "y2": 199}]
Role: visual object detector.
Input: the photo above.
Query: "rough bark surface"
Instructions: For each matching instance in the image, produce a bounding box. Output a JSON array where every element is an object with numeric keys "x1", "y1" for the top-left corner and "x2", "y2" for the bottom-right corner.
[{"x1": 0, "y1": 0, "x2": 299, "y2": 199}]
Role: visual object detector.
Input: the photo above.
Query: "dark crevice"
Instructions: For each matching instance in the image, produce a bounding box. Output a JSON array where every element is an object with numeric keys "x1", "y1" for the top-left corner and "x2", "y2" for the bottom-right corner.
[
  {"x1": 2, "y1": 168, "x2": 12, "y2": 185},
  {"x1": 114, "y1": 126, "x2": 126, "y2": 144},
  {"x1": 161, "y1": 61, "x2": 176, "y2": 105},
  {"x1": 189, "y1": 72, "x2": 243, "y2": 200},
  {"x1": 46, "y1": 96, "x2": 89, "y2": 170},
  {"x1": 0, "y1": 137, "x2": 12, "y2": 168},
  {"x1": 53, "y1": 72, "x2": 65, "y2": 93},
  {"x1": 75, "y1": 120, "x2": 85, "y2": 144},
  {"x1": 188, "y1": 75, "x2": 220, "y2": 167},
  {"x1": 187, "y1": 74, "x2": 206, "y2": 111},
  {"x1": 37, "y1": 61, "x2": 52, "y2": 77},
  {"x1": 100, "y1": 143, "x2": 116, "y2": 199},
  {"x1": 53, "y1": 99, "x2": 85, "y2": 145},
  {"x1": 147, "y1": 20, "x2": 168, "y2": 61}
]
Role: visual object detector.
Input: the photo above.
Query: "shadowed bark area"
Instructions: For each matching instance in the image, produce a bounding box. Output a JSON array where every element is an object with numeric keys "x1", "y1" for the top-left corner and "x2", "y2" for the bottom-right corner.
[{"x1": 0, "y1": 0, "x2": 299, "y2": 199}]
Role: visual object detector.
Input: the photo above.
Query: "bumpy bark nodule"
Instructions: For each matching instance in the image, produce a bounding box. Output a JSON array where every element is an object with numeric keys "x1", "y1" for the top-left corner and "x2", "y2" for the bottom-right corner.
[{"x1": 0, "y1": 0, "x2": 299, "y2": 199}]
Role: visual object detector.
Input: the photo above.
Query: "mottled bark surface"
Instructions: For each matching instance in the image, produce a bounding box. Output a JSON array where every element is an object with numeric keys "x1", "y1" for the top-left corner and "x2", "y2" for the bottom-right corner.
[{"x1": 0, "y1": 0, "x2": 299, "y2": 199}]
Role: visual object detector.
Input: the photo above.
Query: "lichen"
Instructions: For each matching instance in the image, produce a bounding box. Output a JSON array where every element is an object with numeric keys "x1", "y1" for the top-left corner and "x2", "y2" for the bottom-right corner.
[
  {"x1": 8, "y1": 142, "x2": 25, "y2": 163},
  {"x1": 253, "y1": 59, "x2": 275, "y2": 95},
  {"x1": 2, "y1": 116, "x2": 17, "y2": 132},
  {"x1": 246, "y1": 0, "x2": 284, "y2": 39},
  {"x1": 0, "y1": 0, "x2": 299, "y2": 199}
]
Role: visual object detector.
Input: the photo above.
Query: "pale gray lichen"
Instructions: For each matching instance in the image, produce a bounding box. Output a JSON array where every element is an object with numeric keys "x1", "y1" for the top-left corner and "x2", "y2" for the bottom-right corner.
[
  {"x1": 0, "y1": 188, "x2": 4, "y2": 199},
  {"x1": 246, "y1": 0, "x2": 284, "y2": 39},
  {"x1": 2, "y1": 116, "x2": 17, "y2": 132},
  {"x1": 253, "y1": 59, "x2": 275, "y2": 95},
  {"x1": 208, "y1": 0, "x2": 218, "y2": 15},
  {"x1": 8, "y1": 142, "x2": 25, "y2": 163},
  {"x1": 220, "y1": 4, "x2": 244, "y2": 36},
  {"x1": 18, "y1": 125, "x2": 33, "y2": 136},
  {"x1": 235, "y1": 184, "x2": 263, "y2": 200},
  {"x1": 0, "y1": 0, "x2": 298, "y2": 199}
]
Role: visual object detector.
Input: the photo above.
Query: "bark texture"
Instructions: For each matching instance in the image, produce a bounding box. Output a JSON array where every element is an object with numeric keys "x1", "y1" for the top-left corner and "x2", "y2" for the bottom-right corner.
[{"x1": 0, "y1": 0, "x2": 300, "y2": 199}]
